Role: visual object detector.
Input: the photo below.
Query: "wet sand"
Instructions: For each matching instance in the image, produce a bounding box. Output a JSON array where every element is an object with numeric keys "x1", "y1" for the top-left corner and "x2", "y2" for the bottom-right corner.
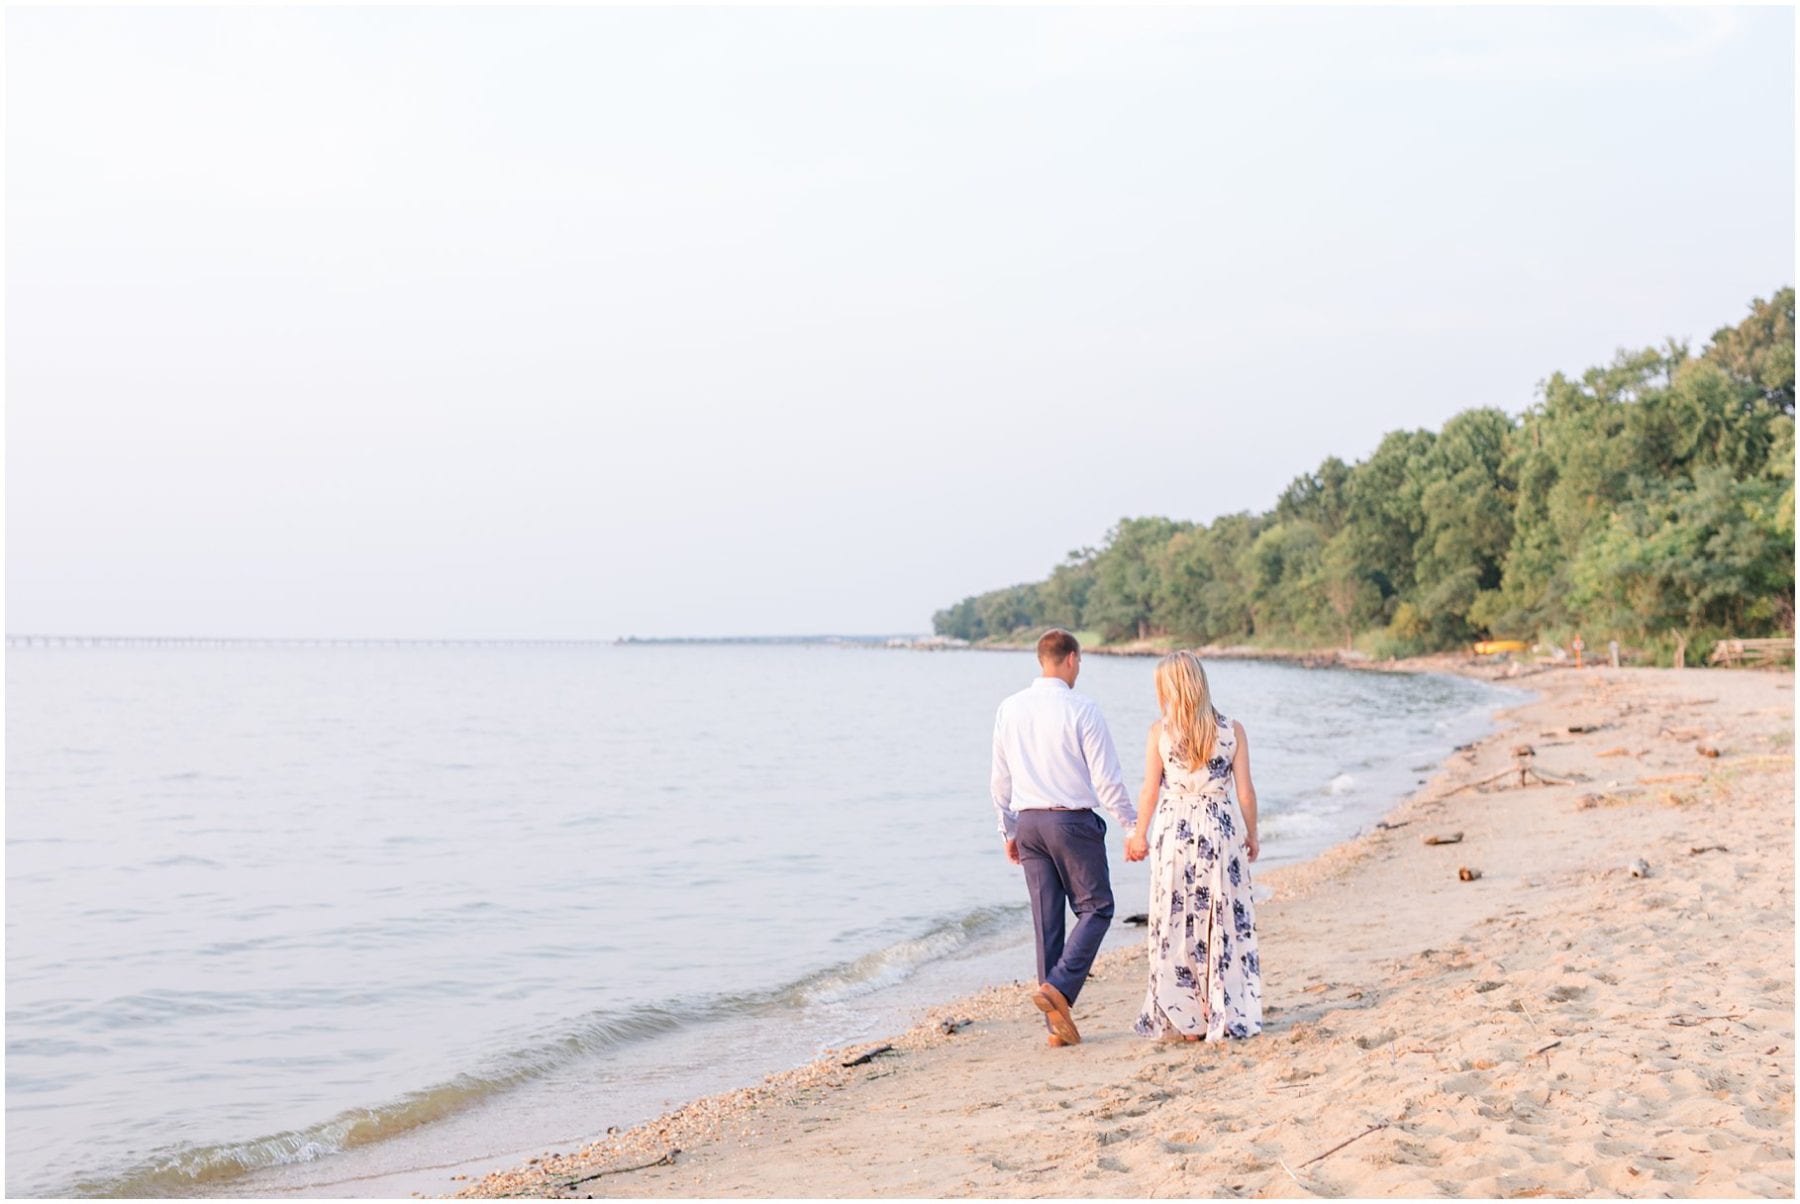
[{"x1": 453, "y1": 664, "x2": 1794, "y2": 1199}]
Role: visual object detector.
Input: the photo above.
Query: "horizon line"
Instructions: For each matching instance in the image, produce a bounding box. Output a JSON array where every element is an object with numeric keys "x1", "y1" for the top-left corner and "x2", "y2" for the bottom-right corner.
[{"x1": 5, "y1": 632, "x2": 931, "y2": 646}]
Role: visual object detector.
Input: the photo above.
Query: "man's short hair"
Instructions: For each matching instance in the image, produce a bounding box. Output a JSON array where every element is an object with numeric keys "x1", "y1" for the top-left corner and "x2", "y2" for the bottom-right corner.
[{"x1": 1036, "y1": 628, "x2": 1081, "y2": 665}]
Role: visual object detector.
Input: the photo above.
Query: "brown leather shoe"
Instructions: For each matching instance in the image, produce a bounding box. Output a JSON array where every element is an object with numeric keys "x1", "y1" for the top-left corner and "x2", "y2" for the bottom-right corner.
[{"x1": 1032, "y1": 982, "x2": 1081, "y2": 1045}]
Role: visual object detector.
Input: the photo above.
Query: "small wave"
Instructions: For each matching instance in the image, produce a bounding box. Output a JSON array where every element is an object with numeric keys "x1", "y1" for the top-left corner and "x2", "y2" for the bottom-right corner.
[
  {"x1": 1325, "y1": 773, "x2": 1356, "y2": 796},
  {"x1": 145, "y1": 854, "x2": 224, "y2": 869},
  {"x1": 785, "y1": 906, "x2": 1023, "y2": 1006},
  {"x1": 68, "y1": 906, "x2": 1024, "y2": 1197}
]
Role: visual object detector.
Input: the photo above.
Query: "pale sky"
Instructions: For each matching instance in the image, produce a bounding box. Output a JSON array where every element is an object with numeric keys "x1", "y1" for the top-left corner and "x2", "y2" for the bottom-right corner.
[{"x1": 7, "y1": 6, "x2": 1794, "y2": 638}]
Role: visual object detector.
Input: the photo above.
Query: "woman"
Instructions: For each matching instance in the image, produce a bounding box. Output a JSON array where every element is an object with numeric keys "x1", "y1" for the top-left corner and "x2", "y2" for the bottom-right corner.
[{"x1": 1126, "y1": 651, "x2": 1263, "y2": 1041}]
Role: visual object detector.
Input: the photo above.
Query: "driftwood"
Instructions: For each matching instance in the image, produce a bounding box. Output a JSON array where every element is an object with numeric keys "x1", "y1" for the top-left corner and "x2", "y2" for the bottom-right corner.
[
  {"x1": 1445, "y1": 745, "x2": 1571, "y2": 794},
  {"x1": 1708, "y1": 638, "x2": 1795, "y2": 667},
  {"x1": 841, "y1": 1044, "x2": 895, "y2": 1067},
  {"x1": 1423, "y1": 832, "x2": 1464, "y2": 846},
  {"x1": 1533, "y1": 1039, "x2": 1563, "y2": 1056},
  {"x1": 541, "y1": 1149, "x2": 680, "y2": 1194},
  {"x1": 1689, "y1": 845, "x2": 1729, "y2": 855},
  {"x1": 1375, "y1": 820, "x2": 1411, "y2": 831},
  {"x1": 1567, "y1": 724, "x2": 1605, "y2": 734},
  {"x1": 1299, "y1": 1121, "x2": 1389, "y2": 1168}
]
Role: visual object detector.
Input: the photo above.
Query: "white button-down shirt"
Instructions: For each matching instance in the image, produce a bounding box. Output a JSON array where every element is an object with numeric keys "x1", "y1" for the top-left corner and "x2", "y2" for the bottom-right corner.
[{"x1": 990, "y1": 677, "x2": 1137, "y2": 839}]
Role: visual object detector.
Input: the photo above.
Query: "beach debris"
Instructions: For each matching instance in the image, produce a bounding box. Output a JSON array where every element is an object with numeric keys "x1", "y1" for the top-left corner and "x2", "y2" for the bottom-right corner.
[
  {"x1": 1567, "y1": 723, "x2": 1605, "y2": 734},
  {"x1": 1689, "y1": 844, "x2": 1729, "y2": 855},
  {"x1": 1374, "y1": 819, "x2": 1410, "y2": 830},
  {"x1": 1298, "y1": 1120, "x2": 1389, "y2": 1168},
  {"x1": 544, "y1": 1148, "x2": 680, "y2": 1193},
  {"x1": 1669, "y1": 1012, "x2": 1745, "y2": 1027},
  {"x1": 1696, "y1": 743, "x2": 1722, "y2": 758},
  {"x1": 1596, "y1": 746, "x2": 1633, "y2": 758},
  {"x1": 1423, "y1": 832, "x2": 1464, "y2": 846},
  {"x1": 1459, "y1": 866, "x2": 1482, "y2": 881},
  {"x1": 1121, "y1": 913, "x2": 1149, "y2": 926},
  {"x1": 841, "y1": 1044, "x2": 895, "y2": 1067},
  {"x1": 1446, "y1": 745, "x2": 1573, "y2": 794},
  {"x1": 1534, "y1": 1039, "x2": 1563, "y2": 1057},
  {"x1": 1628, "y1": 858, "x2": 1652, "y2": 878},
  {"x1": 937, "y1": 1017, "x2": 973, "y2": 1036}
]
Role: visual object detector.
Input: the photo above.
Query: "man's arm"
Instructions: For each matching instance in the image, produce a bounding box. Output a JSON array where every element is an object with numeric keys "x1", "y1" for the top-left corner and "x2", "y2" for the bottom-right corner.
[
  {"x1": 1078, "y1": 703, "x2": 1139, "y2": 831},
  {"x1": 991, "y1": 707, "x2": 1019, "y2": 845}
]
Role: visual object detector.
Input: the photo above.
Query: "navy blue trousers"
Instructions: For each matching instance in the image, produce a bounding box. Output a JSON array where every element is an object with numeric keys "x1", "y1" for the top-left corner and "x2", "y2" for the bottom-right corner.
[{"x1": 1016, "y1": 808, "x2": 1115, "y2": 1011}]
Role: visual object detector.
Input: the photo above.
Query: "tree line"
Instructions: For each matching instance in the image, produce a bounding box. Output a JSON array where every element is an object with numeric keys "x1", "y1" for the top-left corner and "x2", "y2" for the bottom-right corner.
[{"x1": 934, "y1": 289, "x2": 1795, "y2": 663}]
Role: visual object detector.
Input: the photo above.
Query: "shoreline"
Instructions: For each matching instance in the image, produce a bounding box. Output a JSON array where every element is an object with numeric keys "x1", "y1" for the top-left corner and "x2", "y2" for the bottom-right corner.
[{"x1": 453, "y1": 662, "x2": 1796, "y2": 1199}]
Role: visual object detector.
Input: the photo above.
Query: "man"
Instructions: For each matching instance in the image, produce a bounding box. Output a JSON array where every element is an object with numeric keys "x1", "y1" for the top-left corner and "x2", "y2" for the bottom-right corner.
[{"x1": 991, "y1": 628, "x2": 1138, "y2": 1047}]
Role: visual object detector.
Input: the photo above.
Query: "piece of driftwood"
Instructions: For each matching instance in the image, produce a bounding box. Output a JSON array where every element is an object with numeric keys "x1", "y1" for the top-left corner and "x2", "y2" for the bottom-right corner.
[
  {"x1": 1446, "y1": 745, "x2": 1572, "y2": 794},
  {"x1": 1709, "y1": 638, "x2": 1795, "y2": 667},
  {"x1": 1567, "y1": 724, "x2": 1605, "y2": 734},
  {"x1": 1459, "y1": 867, "x2": 1482, "y2": 881},
  {"x1": 1423, "y1": 832, "x2": 1464, "y2": 846},
  {"x1": 1534, "y1": 1039, "x2": 1563, "y2": 1056},
  {"x1": 545, "y1": 1149, "x2": 680, "y2": 1193},
  {"x1": 1298, "y1": 1121, "x2": 1389, "y2": 1168},
  {"x1": 1375, "y1": 820, "x2": 1411, "y2": 830},
  {"x1": 1689, "y1": 845, "x2": 1728, "y2": 855},
  {"x1": 841, "y1": 1045, "x2": 895, "y2": 1067},
  {"x1": 1670, "y1": 1013, "x2": 1745, "y2": 1027}
]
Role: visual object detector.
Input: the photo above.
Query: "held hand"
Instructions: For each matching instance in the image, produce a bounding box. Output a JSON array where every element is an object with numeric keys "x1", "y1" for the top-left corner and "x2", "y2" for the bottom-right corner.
[
  {"x1": 1124, "y1": 833, "x2": 1149, "y2": 862},
  {"x1": 1005, "y1": 838, "x2": 1021, "y2": 866},
  {"x1": 1246, "y1": 832, "x2": 1260, "y2": 862}
]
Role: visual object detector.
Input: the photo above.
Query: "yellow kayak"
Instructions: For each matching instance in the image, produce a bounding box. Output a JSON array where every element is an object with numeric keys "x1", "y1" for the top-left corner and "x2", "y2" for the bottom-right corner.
[{"x1": 1473, "y1": 639, "x2": 1528, "y2": 655}]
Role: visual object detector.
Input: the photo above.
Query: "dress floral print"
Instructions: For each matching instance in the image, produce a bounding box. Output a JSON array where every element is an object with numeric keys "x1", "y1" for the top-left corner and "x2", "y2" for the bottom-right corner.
[{"x1": 1135, "y1": 711, "x2": 1263, "y2": 1041}]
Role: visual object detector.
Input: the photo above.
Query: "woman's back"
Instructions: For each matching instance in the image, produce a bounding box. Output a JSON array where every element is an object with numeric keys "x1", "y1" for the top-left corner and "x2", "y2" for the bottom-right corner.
[{"x1": 1158, "y1": 711, "x2": 1235, "y2": 798}]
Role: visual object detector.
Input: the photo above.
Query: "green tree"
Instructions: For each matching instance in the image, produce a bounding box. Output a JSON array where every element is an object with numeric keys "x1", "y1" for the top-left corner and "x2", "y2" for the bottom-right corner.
[
  {"x1": 1085, "y1": 517, "x2": 1191, "y2": 641},
  {"x1": 1570, "y1": 468, "x2": 1794, "y2": 637}
]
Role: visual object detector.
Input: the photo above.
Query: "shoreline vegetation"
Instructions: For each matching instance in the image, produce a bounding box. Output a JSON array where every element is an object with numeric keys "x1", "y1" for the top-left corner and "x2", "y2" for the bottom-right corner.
[
  {"x1": 932, "y1": 289, "x2": 1795, "y2": 670},
  {"x1": 452, "y1": 658, "x2": 1794, "y2": 1199}
]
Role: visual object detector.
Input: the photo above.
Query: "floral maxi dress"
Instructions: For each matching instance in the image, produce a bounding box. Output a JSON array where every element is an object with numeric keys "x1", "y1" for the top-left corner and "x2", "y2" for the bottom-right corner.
[{"x1": 1134, "y1": 713, "x2": 1263, "y2": 1041}]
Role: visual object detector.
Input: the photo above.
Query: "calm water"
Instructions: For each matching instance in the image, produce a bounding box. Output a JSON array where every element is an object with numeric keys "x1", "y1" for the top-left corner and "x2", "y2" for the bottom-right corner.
[{"x1": 5, "y1": 644, "x2": 1512, "y2": 1197}]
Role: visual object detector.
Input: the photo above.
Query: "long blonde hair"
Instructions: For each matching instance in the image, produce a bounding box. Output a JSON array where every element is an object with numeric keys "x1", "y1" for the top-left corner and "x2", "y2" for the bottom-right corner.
[{"x1": 1155, "y1": 650, "x2": 1217, "y2": 771}]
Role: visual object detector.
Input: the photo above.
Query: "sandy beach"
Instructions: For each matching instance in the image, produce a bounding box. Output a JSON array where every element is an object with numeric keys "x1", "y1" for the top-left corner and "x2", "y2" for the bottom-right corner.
[{"x1": 454, "y1": 663, "x2": 1794, "y2": 1200}]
